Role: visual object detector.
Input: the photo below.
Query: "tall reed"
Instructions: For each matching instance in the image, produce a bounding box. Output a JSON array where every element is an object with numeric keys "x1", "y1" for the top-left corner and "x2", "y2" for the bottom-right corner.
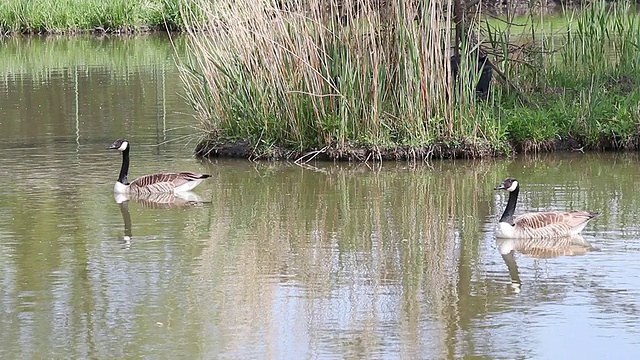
[
  {"x1": 180, "y1": 0, "x2": 499, "y2": 157},
  {"x1": 181, "y1": 0, "x2": 640, "y2": 158}
]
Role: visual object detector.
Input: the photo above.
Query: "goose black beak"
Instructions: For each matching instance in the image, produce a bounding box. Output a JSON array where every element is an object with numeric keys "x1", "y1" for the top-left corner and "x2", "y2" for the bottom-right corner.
[
  {"x1": 108, "y1": 145, "x2": 117, "y2": 150},
  {"x1": 494, "y1": 184, "x2": 505, "y2": 190}
]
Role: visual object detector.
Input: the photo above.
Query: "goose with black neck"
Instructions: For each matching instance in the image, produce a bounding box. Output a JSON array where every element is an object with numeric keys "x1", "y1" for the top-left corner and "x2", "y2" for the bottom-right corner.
[
  {"x1": 108, "y1": 138, "x2": 211, "y2": 194},
  {"x1": 494, "y1": 177, "x2": 600, "y2": 239}
]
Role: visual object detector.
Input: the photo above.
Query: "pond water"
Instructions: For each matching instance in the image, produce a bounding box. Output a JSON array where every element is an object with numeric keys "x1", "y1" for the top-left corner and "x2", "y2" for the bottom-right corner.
[{"x1": 2, "y1": 35, "x2": 640, "y2": 359}]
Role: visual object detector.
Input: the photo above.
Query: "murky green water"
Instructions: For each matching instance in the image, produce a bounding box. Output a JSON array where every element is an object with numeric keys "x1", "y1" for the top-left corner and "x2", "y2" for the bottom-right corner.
[{"x1": 2, "y1": 35, "x2": 640, "y2": 359}]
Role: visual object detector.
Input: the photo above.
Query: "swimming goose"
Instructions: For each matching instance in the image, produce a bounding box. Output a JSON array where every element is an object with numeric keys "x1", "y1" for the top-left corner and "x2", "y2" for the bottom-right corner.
[
  {"x1": 494, "y1": 177, "x2": 600, "y2": 239},
  {"x1": 108, "y1": 138, "x2": 210, "y2": 194}
]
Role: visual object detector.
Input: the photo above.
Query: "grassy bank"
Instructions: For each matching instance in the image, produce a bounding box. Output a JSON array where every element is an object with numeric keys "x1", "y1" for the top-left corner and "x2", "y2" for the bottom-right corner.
[
  {"x1": 0, "y1": 0, "x2": 186, "y2": 33},
  {"x1": 180, "y1": 0, "x2": 640, "y2": 161}
]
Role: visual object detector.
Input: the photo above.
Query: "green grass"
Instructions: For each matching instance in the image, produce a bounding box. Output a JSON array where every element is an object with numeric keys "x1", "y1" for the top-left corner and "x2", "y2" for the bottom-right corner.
[
  {"x1": 486, "y1": 0, "x2": 640, "y2": 151},
  {"x1": 0, "y1": 0, "x2": 187, "y2": 33}
]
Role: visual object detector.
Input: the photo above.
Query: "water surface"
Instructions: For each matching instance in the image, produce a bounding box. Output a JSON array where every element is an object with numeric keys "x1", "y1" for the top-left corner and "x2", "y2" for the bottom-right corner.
[{"x1": 1, "y1": 35, "x2": 640, "y2": 359}]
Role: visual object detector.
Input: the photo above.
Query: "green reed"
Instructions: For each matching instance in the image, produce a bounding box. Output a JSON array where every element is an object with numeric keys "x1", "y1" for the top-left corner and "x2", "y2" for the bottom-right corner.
[{"x1": 555, "y1": 0, "x2": 640, "y2": 148}]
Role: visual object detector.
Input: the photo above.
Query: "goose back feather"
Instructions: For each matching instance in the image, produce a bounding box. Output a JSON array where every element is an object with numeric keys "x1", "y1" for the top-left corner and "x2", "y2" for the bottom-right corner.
[{"x1": 128, "y1": 171, "x2": 208, "y2": 194}]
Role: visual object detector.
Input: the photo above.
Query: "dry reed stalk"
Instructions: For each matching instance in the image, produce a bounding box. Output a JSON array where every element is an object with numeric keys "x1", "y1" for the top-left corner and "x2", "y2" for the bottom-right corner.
[{"x1": 179, "y1": 0, "x2": 488, "y2": 151}]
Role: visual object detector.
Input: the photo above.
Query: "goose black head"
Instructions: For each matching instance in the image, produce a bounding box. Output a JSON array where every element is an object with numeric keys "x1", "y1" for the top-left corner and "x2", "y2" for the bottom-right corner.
[
  {"x1": 494, "y1": 177, "x2": 519, "y2": 192},
  {"x1": 108, "y1": 138, "x2": 129, "y2": 151}
]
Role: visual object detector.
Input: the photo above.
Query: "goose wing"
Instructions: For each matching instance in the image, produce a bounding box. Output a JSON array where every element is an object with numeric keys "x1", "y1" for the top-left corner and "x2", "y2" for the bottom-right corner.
[
  {"x1": 515, "y1": 211, "x2": 599, "y2": 229},
  {"x1": 129, "y1": 172, "x2": 210, "y2": 193},
  {"x1": 514, "y1": 212, "x2": 570, "y2": 229},
  {"x1": 513, "y1": 210, "x2": 600, "y2": 238}
]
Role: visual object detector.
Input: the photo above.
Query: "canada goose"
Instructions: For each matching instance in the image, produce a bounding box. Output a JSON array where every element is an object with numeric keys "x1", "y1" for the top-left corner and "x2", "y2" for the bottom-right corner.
[
  {"x1": 108, "y1": 138, "x2": 210, "y2": 194},
  {"x1": 494, "y1": 177, "x2": 600, "y2": 239}
]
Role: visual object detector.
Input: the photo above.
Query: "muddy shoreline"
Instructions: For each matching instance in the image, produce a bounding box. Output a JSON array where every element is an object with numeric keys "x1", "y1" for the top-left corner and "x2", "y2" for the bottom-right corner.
[{"x1": 194, "y1": 136, "x2": 606, "y2": 162}]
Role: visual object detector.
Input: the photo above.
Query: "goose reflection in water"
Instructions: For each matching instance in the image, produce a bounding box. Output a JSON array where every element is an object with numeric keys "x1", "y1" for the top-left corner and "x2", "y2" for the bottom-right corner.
[
  {"x1": 496, "y1": 235, "x2": 597, "y2": 290},
  {"x1": 114, "y1": 191, "x2": 208, "y2": 209},
  {"x1": 115, "y1": 191, "x2": 209, "y2": 247}
]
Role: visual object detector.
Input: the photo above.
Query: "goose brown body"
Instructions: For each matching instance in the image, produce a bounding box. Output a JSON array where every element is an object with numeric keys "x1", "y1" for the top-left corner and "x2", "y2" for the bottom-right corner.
[
  {"x1": 494, "y1": 178, "x2": 600, "y2": 239},
  {"x1": 127, "y1": 171, "x2": 208, "y2": 194},
  {"x1": 109, "y1": 138, "x2": 210, "y2": 194}
]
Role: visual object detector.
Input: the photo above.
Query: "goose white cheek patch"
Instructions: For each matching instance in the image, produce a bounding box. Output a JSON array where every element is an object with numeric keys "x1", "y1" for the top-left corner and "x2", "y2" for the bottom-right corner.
[
  {"x1": 118, "y1": 141, "x2": 129, "y2": 151},
  {"x1": 506, "y1": 181, "x2": 518, "y2": 192}
]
